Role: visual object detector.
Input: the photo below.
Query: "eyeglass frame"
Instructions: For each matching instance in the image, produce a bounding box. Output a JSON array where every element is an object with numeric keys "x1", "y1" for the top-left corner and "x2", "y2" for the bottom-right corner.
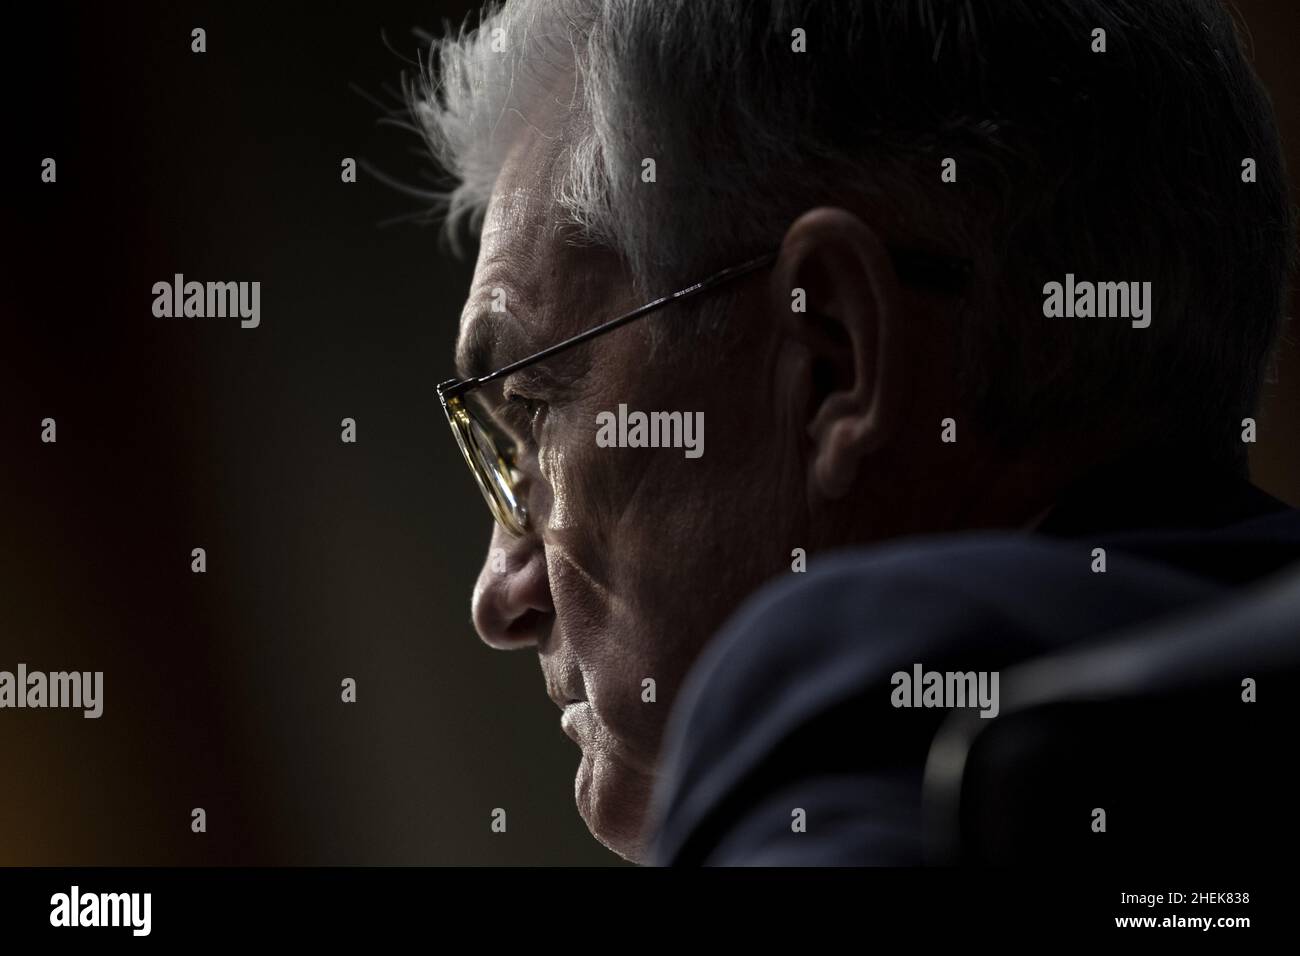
[{"x1": 436, "y1": 243, "x2": 973, "y2": 536}]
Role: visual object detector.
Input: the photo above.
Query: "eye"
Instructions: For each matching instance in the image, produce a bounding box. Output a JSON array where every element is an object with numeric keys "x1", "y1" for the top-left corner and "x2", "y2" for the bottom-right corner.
[{"x1": 503, "y1": 391, "x2": 547, "y2": 441}]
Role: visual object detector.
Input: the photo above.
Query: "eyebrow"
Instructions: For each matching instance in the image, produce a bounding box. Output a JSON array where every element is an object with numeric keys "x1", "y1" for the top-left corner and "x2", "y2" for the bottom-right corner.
[
  {"x1": 455, "y1": 318, "x2": 494, "y2": 381},
  {"x1": 456, "y1": 310, "x2": 528, "y2": 380}
]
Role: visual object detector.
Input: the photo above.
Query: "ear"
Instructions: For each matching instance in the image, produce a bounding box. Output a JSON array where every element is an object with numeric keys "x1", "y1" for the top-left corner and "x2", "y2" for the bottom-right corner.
[{"x1": 770, "y1": 207, "x2": 910, "y2": 501}]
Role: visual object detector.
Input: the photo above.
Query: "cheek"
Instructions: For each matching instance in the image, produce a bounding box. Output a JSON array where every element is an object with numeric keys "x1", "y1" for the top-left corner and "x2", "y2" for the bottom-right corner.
[
  {"x1": 536, "y1": 391, "x2": 778, "y2": 759},
  {"x1": 549, "y1": 549, "x2": 698, "y2": 767},
  {"x1": 537, "y1": 410, "x2": 609, "y2": 532},
  {"x1": 542, "y1": 526, "x2": 682, "y2": 771},
  {"x1": 535, "y1": 440, "x2": 569, "y2": 528}
]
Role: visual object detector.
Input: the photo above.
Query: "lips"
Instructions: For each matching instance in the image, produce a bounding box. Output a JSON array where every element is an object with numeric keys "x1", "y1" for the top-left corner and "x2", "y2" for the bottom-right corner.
[
  {"x1": 559, "y1": 700, "x2": 593, "y2": 742},
  {"x1": 548, "y1": 688, "x2": 586, "y2": 710}
]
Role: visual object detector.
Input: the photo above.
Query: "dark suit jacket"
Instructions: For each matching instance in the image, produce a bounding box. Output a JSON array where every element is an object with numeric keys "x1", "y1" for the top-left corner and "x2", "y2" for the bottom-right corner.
[{"x1": 646, "y1": 455, "x2": 1300, "y2": 865}]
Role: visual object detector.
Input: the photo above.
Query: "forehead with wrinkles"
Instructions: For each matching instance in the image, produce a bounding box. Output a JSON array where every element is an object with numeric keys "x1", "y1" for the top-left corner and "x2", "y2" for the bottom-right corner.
[{"x1": 454, "y1": 104, "x2": 577, "y2": 379}]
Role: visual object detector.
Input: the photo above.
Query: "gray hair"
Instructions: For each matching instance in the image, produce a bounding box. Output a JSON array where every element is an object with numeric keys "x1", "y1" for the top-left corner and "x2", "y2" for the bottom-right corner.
[{"x1": 412, "y1": 0, "x2": 1293, "y2": 462}]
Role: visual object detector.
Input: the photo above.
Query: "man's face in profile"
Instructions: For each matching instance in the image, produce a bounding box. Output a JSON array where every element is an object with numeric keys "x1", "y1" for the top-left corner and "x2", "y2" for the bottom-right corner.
[
  {"x1": 456, "y1": 118, "x2": 799, "y2": 862},
  {"x1": 428, "y1": 0, "x2": 1297, "y2": 870}
]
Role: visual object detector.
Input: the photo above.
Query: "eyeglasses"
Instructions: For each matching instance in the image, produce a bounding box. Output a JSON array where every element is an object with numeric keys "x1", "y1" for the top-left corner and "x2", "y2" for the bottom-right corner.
[{"x1": 436, "y1": 244, "x2": 972, "y2": 536}]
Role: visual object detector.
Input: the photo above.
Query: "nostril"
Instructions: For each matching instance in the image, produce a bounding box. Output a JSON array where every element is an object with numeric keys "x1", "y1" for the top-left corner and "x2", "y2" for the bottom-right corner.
[
  {"x1": 505, "y1": 608, "x2": 548, "y2": 644},
  {"x1": 471, "y1": 535, "x2": 552, "y2": 649}
]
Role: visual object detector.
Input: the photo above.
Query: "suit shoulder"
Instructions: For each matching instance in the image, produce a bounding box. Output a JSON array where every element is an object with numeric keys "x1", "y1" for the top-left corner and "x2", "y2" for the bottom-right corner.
[{"x1": 647, "y1": 533, "x2": 1210, "y2": 864}]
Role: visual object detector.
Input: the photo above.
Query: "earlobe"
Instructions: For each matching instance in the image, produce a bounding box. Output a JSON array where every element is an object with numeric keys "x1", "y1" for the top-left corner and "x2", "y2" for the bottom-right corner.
[
  {"x1": 809, "y1": 396, "x2": 880, "y2": 498},
  {"x1": 771, "y1": 207, "x2": 909, "y2": 501}
]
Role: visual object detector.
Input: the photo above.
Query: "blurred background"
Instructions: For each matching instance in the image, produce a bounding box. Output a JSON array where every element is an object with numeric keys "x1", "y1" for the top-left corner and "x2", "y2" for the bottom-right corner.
[{"x1": 1, "y1": 0, "x2": 1297, "y2": 865}]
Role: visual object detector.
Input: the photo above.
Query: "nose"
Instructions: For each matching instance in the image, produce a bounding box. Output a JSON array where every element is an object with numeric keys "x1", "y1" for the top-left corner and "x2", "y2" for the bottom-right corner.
[{"x1": 471, "y1": 523, "x2": 553, "y2": 649}]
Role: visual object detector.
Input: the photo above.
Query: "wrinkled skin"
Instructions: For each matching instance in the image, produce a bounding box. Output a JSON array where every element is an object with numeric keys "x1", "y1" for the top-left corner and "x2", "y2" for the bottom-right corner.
[{"x1": 455, "y1": 89, "x2": 1080, "y2": 862}]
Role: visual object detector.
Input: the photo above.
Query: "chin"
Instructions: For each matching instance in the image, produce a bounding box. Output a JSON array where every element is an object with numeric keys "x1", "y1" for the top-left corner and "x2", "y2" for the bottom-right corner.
[{"x1": 574, "y1": 748, "x2": 655, "y2": 863}]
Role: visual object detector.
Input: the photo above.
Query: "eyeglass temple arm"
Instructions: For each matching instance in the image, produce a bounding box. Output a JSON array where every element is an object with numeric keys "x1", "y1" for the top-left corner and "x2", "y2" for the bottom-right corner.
[
  {"x1": 441, "y1": 251, "x2": 779, "y2": 400},
  {"x1": 439, "y1": 245, "x2": 970, "y2": 400}
]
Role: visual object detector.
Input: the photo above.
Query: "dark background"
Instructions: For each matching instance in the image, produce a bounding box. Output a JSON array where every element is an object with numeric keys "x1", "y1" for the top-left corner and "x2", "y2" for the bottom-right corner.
[{"x1": 2, "y1": 0, "x2": 1297, "y2": 865}]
